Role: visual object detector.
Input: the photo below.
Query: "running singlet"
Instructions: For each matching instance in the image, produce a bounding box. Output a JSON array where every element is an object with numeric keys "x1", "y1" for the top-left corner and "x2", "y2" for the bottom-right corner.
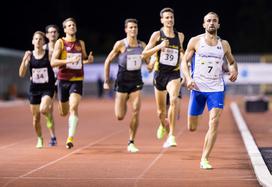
[
  {"x1": 118, "y1": 38, "x2": 144, "y2": 71},
  {"x1": 191, "y1": 35, "x2": 225, "y2": 92},
  {"x1": 116, "y1": 38, "x2": 144, "y2": 82},
  {"x1": 29, "y1": 50, "x2": 55, "y2": 91},
  {"x1": 154, "y1": 29, "x2": 181, "y2": 73},
  {"x1": 57, "y1": 38, "x2": 84, "y2": 81}
]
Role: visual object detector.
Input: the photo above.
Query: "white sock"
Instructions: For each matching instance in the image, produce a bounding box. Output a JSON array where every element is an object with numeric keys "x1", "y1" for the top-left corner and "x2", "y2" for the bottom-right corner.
[{"x1": 68, "y1": 115, "x2": 78, "y2": 137}]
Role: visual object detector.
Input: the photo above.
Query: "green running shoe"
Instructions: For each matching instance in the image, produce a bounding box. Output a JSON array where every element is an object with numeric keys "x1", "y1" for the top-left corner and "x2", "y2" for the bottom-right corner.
[
  {"x1": 157, "y1": 123, "x2": 167, "y2": 139},
  {"x1": 200, "y1": 159, "x2": 213, "y2": 170},
  {"x1": 36, "y1": 137, "x2": 43, "y2": 149},
  {"x1": 127, "y1": 143, "x2": 139, "y2": 153}
]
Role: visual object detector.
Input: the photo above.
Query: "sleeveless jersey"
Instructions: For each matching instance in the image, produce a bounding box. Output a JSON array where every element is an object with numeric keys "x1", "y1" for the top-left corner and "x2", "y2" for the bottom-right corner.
[
  {"x1": 44, "y1": 43, "x2": 58, "y2": 79},
  {"x1": 191, "y1": 35, "x2": 225, "y2": 92},
  {"x1": 57, "y1": 38, "x2": 84, "y2": 81},
  {"x1": 116, "y1": 38, "x2": 144, "y2": 82},
  {"x1": 29, "y1": 50, "x2": 55, "y2": 91},
  {"x1": 154, "y1": 29, "x2": 181, "y2": 73}
]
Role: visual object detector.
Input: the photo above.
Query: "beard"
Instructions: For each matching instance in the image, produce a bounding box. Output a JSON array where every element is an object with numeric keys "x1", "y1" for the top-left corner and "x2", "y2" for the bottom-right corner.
[{"x1": 207, "y1": 28, "x2": 217, "y2": 34}]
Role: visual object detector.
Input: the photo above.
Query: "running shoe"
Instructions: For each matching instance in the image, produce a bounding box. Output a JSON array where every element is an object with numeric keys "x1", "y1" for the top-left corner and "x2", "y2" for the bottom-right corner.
[
  {"x1": 66, "y1": 137, "x2": 74, "y2": 149},
  {"x1": 200, "y1": 159, "x2": 213, "y2": 170},
  {"x1": 157, "y1": 123, "x2": 167, "y2": 139},
  {"x1": 127, "y1": 143, "x2": 139, "y2": 153},
  {"x1": 49, "y1": 137, "x2": 57, "y2": 147},
  {"x1": 36, "y1": 137, "x2": 43, "y2": 149},
  {"x1": 163, "y1": 135, "x2": 177, "y2": 148}
]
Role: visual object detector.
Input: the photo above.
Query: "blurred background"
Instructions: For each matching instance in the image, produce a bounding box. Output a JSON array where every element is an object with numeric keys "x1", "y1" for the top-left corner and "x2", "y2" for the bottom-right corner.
[{"x1": 0, "y1": 0, "x2": 272, "y2": 104}]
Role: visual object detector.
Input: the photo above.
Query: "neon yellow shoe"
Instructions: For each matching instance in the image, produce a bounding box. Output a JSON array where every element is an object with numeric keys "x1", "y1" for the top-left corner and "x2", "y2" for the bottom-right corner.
[
  {"x1": 163, "y1": 135, "x2": 177, "y2": 148},
  {"x1": 127, "y1": 143, "x2": 139, "y2": 153},
  {"x1": 157, "y1": 124, "x2": 167, "y2": 139},
  {"x1": 66, "y1": 137, "x2": 74, "y2": 149},
  {"x1": 200, "y1": 159, "x2": 213, "y2": 170},
  {"x1": 36, "y1": 137, "x2": 43, "y2": 149}
]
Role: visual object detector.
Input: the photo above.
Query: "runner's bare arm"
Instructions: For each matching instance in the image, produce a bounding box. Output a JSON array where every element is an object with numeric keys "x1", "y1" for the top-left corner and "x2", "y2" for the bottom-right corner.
[
  {"x1": 103, "y1": 40, "x2": 122, "y2": 89},
  {"x1": 19, "y1": 51, "x2": 31, "y2": 77}
]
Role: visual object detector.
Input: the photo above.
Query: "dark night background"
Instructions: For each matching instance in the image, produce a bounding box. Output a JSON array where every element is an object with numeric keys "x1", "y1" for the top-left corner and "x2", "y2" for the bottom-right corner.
[{"x1": 1, "y1": 0, "x2": 272, "y2": 55}]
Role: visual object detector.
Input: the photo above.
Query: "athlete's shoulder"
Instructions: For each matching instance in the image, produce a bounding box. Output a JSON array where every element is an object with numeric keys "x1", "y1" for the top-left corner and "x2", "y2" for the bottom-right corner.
[
  {"x1": 151, "y1": 31, "x2": 161, "y2": 38},
  {"x1": 220, "y1": 39, "x2": 231, "y2": 53},
  {"x1": 188, "y1": 34, "x2": 202, "y2": 45},
  {"x1": 78, "y1": 39, "x2": 84, "y2": 43},
  {"x1": 177, "y1": 32, "x2": 185, "y2": 42},
  {"x1": 220, "y1": 39, "x2": 229, "y2": 46},
  {"x1": 56, "y1": 38, "x2": 64, "y2": 45},
  {"x1": 111, "y1": 39, "x2": 126, "y2": 52},
  {"x1": 194, "y1": 34, "x2": 203, "y2": 40},
  {"x1": 177, "y1": 31, "x2": 184, "y2": 37},
  {"x1": 59, "y1": 37, "x2": 65, "y2": 42},
  {"x1": 55, "y1": 38, "x2": 64, "y2": 50},
  {"x1": 78, "y1": 40, "x2": 85, "y2": 46},
  {"x1": 153, "y1": 30, "x2": 161, "y2": 35},
  {"x1": 116, "y1": 38, "x2": 126, "y2": 46}
]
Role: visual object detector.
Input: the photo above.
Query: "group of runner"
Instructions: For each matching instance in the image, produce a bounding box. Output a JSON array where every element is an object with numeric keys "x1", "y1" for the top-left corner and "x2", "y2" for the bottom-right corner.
[{"x1": 19, "y1": 8, "x2": 238, "y2": 170}]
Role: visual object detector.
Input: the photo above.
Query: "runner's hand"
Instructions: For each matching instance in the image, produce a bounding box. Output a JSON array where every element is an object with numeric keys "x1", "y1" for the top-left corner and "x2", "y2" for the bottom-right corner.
[
  {"x1": 103, "y1": 81, "x2": 110, "y2": 90},
  {"x1": 88, "y1": 51, "x2": 94, "y2": 64},
  {"x1": 159, "y1": 39, "x2": 169, "y2": 49},
  {"x1": 187, "y1": 79, "x2": 198, "y2": 90}
]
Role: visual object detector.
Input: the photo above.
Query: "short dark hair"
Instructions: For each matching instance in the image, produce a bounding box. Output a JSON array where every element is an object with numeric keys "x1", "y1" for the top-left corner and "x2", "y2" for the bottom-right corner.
[
  {"x1": 124, "y1": 18, "x2": 138, "y2": 28},
  {"x1": 33, "y1": 31, "x2": 45, "y2": 40},
  {"x1": 204, "y1": 12, "x2": 219, "y2": 22},
  {"x1": 160, "y1": 7, "x2": 174, "y2": 18},
  {"x1": 45, "y1": 24, "x2": 59, "y2": 33},
  {"x1": 62, "y1": 17, "x2": 77, "y2": 29}
]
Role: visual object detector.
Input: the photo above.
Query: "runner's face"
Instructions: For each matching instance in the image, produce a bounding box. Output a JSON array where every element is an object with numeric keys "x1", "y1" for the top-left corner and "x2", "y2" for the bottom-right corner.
[
  {"x1": 64, "y1": 21, "x2": 77, "y2": 35},
  {"x1": 125, "y1": 22, "x2": 138, "y2": 38},
  {"x1": 32, "y1": 34, "x2": 45, "y2": 47},
  {"x1": 47, "y1": 27, "x2": 59, "y2": 42},
  {"x1": 203, "y1": 14, "x2": 220, "y2": 34},
  {"x1": 161, "y1": 12, "x2": 174, "y2": 28}
]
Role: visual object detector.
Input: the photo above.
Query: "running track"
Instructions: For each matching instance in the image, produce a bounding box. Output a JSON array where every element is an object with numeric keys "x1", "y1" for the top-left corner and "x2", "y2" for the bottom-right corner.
[{"x1": 0, "y1": 96, "x2": 263, "y2": 186}]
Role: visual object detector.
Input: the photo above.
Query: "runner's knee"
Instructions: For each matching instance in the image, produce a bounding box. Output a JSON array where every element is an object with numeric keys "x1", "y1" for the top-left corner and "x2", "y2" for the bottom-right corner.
[
  {"x1": 188, "y1": 126, "x2": 197, "y2": 131},
  {"x1": 116, "y1": 115, "x2": 125, "y2": 120},
  {"x1": 188, "y1": 122, "x2": 198, "y2": 131}
]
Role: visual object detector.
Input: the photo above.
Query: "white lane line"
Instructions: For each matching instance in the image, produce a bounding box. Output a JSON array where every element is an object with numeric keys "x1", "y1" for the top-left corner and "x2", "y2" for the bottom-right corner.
[
  {"x1": 2, "y1": 129, "x2": 124, "y2": 187},
  {"x1": 0, "y1": 176, "x2": 256, "y2": 181},
  {"x1": 135, "y1": 129, "x2": 185, "y2": 184},
  {"x1": 230, "y1": 102, "x2": 272, "y2": 187}
]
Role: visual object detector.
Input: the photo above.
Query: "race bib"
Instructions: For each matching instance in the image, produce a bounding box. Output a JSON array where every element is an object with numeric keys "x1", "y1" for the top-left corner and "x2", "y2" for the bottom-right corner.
[
  {"x1": 199, "y1": 59, "x2": 221, "y2": 79},
  {"x1": 32, "y1": 68, "x2": 49, "y2": 83},
  {"x1": 159, "y1": 48, "x2": 179, "y2": 66},
  {"x1": 127, "y1": 54, "x2": 142, "y2": 71},
  {"x1": 66, "y1": 53, "x2": 82, "y2": 70}
]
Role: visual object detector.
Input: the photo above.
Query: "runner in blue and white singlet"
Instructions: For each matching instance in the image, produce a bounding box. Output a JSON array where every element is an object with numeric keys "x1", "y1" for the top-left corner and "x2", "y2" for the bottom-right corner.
[
  {"x1": 192, "y1": 34, "x2": 225, "y2": 92},
  {"x1": 182, "y1": 12, "x2": 238, "y2": 170}
]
